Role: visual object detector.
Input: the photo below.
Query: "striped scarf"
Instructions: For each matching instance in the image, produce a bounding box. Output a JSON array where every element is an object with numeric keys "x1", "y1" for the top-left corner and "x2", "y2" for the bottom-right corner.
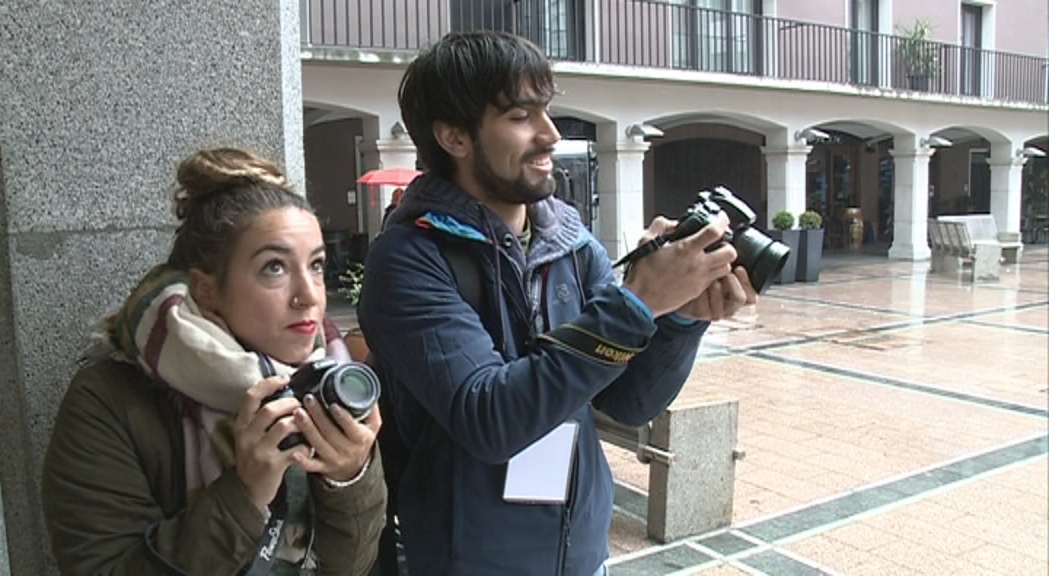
[{"x1": 97, "y1": 264, "x2": 326, "y2": 568}]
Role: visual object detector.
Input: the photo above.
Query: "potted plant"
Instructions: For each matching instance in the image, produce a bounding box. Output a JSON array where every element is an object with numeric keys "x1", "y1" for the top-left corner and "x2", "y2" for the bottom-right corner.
[
  {"x1": 767, "y1": 210, "x2": 798, "y2": 285},
  {"x1": 337, "y1": 263, "x2": 370, "y2": 359},
  {"x1": 796, "y1": 210, "x2": 824, "y2": 282},
  {"x1": 896, "y1": 18, "x2": 939, "y2": 91}
]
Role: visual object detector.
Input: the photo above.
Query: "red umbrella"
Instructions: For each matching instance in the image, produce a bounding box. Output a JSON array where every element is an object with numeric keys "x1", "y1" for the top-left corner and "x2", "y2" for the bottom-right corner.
[{"x1": 357, "y1": 167, "x2": 422, "y2": 187}]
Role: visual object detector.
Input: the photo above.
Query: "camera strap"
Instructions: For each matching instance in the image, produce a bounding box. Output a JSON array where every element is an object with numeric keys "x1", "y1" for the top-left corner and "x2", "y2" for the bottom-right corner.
[
  {"x1": 240, "y1": 481, "x2": 291, "y2": 576},
  {"x1": 239, "y1": 351, "x2": 290, "y2": 576}
]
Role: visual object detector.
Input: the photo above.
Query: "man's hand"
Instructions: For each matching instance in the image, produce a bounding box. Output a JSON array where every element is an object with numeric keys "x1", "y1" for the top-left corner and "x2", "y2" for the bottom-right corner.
[
  {"x1": 675, "y1": 266, "x2": 758, "y2": 321},
  {"x1": 621, "y1": 213, "x2": 736, "y2": 318}
]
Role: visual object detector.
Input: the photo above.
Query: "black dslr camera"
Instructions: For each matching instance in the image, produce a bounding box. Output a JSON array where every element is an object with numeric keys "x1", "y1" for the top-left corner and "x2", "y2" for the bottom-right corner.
[
  {"x1": 615, "y1": 186, "x2": 790, "y2": 294},
  {"x1": 264, "y1": 358, "x2": 382, "y2": 450}
]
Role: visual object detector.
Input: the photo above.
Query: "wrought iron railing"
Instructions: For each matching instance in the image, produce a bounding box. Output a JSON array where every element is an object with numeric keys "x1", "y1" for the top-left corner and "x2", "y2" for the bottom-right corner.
[{"x1": 301, "y1": 0, "x2": 1049, "y2": 105}]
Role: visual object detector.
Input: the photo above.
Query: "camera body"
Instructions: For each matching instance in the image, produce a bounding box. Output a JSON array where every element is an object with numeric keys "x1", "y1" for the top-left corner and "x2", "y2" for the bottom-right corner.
[
  {"x1": 673, "y1": 186, "x2": 790, "y2": 293},
  {"x1": 264, "y1": 358, "x2": 381, "y2": 450}
]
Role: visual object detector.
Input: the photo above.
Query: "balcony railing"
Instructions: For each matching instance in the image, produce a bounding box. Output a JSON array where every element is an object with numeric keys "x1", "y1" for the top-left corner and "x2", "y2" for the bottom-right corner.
[{"x1": 301, "y1": 0, "x2": 1049, "y2": 105}]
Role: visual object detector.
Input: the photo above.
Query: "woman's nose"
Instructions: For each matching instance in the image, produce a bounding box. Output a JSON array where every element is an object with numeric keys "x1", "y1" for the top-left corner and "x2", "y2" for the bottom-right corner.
[{"x1": 292, "y1": 273, "x2": 323, "y2": 308}]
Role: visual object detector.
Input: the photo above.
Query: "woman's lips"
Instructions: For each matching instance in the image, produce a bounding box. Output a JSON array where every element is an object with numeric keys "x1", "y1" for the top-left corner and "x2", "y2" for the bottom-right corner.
[{"x1": 287, "y1": 320, "x2": 317, "y2": 335}]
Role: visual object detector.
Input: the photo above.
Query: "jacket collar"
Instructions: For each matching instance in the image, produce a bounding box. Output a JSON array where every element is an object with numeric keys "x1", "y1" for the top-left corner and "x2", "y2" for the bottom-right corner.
[{"x1": 391, "y1": 173, "x2": 584, "y2": 267}]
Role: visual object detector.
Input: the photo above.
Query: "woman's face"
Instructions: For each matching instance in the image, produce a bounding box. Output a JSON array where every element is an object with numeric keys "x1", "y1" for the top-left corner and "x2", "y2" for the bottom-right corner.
[{"x1": 200, "y1": 207, "x2": 327, "y2": 365}]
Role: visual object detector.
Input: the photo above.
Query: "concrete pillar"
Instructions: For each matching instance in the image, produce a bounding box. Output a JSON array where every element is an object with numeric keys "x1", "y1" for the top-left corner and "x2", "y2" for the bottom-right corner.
[
  {"x1": 647, "y1": 398, "x2": 740, "y2": 542},
  {"x1": 359, "y1": 137, "x2": 418, "y2": 240},
  {"x1": 0, "y1": 479, "x2": 7, "y2": 576},
  {"x1": 987, "y1": 146, "x2": 1025, "y2": 237},
  {"x1": 0, "y1": 1, "x2": 304, "y2": 573},
  {"x1": 595, "y1": 128, "x2": 650, "y2": 260},
  {"x1": 888, "y1": 143, "x2": 935, "y2": 261},
  {"x1": 762, "y1": 144, "x2": 811, "y2": 228}
]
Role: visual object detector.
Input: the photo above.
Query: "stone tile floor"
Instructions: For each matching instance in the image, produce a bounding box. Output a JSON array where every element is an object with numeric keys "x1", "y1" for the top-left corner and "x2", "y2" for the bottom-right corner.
[
  {"x1": 604, "y1": 246, "x2": 1048, "y2": 575},
  {"x1": 328, "y1": 246, "x2": 1048, "y2": 575}
]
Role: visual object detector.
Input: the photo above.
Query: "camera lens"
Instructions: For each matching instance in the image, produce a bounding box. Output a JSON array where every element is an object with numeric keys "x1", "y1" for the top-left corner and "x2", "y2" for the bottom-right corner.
[
  {"x1": 319, "y1": 362, "x2": 381, "y2": 421},
  {"x1": 733, "y1": 227, "x2": 790, "y2": 294}
]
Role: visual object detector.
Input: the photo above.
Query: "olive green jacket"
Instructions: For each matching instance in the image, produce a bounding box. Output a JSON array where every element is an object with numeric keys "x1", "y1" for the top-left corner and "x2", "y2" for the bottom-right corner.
[{"x1": 42, "y1": 359, "x2": 386, "y2": 576}]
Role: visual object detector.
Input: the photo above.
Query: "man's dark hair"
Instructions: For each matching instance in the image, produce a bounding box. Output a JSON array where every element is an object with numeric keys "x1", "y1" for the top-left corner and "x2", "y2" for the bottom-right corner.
[{"x1": 398, "y1": 31, "x2": 556, "y2": 179}]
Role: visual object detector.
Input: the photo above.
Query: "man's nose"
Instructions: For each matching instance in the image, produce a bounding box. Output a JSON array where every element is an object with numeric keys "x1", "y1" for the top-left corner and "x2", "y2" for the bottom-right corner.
[{"x1": 538, "y1": 112, "x2": 561, "y2": 146}]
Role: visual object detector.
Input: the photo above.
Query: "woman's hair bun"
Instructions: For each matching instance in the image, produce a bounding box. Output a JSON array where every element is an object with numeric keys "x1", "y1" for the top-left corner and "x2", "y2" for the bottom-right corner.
[{"x1": 174, "y1": 148, "x2": 288, "y2": 220}]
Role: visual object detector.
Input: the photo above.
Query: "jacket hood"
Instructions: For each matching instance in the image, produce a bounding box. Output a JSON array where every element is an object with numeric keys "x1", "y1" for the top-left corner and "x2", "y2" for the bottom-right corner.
[{"x1": 388, "y1": 173, "x2": 585, "y2": 265}]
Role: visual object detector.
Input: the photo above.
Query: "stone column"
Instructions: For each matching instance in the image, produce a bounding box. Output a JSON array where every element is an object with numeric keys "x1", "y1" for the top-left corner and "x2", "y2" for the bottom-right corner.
[
  {"x1": 762, "y1": 144, "x2": 811, "y2": 228},
  {"x1": 594, "y1": 135, "x2": 650, "y2": 261},
  {"x1": 359, "y1": 137, "x2": 418, "y2": 240},
  {"x1": 888, "y1": 145, "x2": 935, "y2": 260},
  {"x1": 0, "y1": 1, "x2": 304, "y2": 573},
  {"x1": 987, "y1": 147, "x2": 1025, "y2": 237}
]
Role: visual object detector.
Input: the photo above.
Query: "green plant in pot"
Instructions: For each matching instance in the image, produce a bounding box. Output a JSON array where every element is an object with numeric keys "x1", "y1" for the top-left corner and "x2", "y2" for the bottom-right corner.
[
  {"x1": 337, "y1": 262, "x2": 365, "y2": 306},
  {"x1": 897, "y1": 18, "x2": 939, "y2": 91},
  {"x1": 337, "y1": 262, "x2": 370, "y2": 359},
  {"x1": 796, "y1": 210, "x2": 824, "y2": 282},
  {"x1": 772, "y1": 210, "x2": 795, "y2": 231},
  {"x1": 768, "y1": 211, "x2": 798, "y2": 285}
]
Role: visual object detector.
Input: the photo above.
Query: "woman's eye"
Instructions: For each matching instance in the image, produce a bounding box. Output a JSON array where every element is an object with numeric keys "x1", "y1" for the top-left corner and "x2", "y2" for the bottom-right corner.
[
  {"x1": 311, "y1": 258, "x2": 326, "y2": 275},
  {"x1": 262, "y1": 260, "x2": 285, "y2": 276}
]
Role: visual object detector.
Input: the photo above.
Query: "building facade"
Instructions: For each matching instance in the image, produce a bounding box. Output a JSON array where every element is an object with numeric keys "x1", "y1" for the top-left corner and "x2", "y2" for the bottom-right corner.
[{"x1": 299, "y1": 0, "x2": 1048, "y2": 265}]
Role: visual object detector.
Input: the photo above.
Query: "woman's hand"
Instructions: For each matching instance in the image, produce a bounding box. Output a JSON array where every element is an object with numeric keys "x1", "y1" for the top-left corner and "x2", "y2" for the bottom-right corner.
[
  {"x1": 292, "y1": 396, "x2": 381, "y2": 483},
  {"x1": 233, "y1": 375, "x2": 310, "y2": 511}
]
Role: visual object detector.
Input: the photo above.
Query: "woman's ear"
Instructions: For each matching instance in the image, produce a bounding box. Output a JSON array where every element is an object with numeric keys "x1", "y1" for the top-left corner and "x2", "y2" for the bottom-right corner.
[
  {"x1": 433, "y1": 120, "x2": 471, "y2": 160},
  {"x1": 189, "y1": 268, "x2": 219, "y2": 311}
]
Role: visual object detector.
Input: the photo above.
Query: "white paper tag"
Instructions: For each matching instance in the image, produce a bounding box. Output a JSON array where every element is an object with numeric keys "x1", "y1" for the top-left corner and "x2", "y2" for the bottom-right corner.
[{"x1": 503, "y1": 422, "x2": 579, "y2": 504}]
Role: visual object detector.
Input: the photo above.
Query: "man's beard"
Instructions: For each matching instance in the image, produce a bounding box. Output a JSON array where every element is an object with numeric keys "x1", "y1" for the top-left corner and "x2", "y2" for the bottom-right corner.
[{"x1": 473, "y1": 143, "x2": 557, "y2": 205}]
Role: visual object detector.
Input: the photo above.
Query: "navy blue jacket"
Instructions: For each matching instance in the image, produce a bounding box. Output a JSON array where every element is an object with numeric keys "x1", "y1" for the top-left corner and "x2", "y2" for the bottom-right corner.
[{"x1": 358, "y1": 174, "x2": 708, "y2": 575}]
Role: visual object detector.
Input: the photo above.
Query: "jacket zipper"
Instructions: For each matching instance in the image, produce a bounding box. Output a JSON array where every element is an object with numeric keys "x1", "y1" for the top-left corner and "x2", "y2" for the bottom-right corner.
[{"x1": 556, "y1": 447, "x2": 581, "y2": 575}]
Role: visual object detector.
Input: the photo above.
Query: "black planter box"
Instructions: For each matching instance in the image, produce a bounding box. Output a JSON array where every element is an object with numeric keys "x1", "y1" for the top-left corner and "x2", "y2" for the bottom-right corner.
[
  {"x1": 796, "y1": 229, "x2": 824, "y2": 282},
  {"x1": 767, "y1": 229, "x2": 799, "y2": 286}
]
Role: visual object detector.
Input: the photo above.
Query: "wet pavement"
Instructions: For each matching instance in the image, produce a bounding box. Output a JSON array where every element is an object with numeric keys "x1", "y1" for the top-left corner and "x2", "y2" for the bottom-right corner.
[
  {"x1": 604, "y1": 246, "x2": 1049, "y2": 575},
  {"x1": 327, "y1": 245, "x2": 1048, "y2": 575}
]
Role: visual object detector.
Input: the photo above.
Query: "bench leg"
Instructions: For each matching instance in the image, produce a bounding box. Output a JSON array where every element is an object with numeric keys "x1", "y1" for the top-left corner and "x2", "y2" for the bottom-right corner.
[
  {"x1": 647, "y1": 399, "x2": 739, "y2": 542},
  {"x1": 1001, "y1": 246, "x2": 1021, "y2": 264},
  {"x1": 942, "y1": 255, "x2": 965, "y2": 276},
  {"x1": 929, "y1": 251, "x2": 947, "y2": 272},
  {"x1": 972, "y1": 244, "x2": 1001, "y2": 281}
]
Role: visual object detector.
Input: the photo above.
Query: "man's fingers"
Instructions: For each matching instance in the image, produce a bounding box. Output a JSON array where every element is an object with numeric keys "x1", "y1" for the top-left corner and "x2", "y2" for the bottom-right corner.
[
  {"x1": 676, "y1": 219, "x2": 731, "y2": 254},
  {"x1": 638, "y1": 216, "x2": 678, "y2": 244},
  {"x1": 733, "y1": 267, "x2": 759, "y2": 305},
  {"x1": 708, "y1": 279, "x2": 725, "y2": 320},
  {"x1": 722, "y1": 274, "x2": 747, "y2": 307},
  {"x1": 695, "y1": 292, "x2": 713, "y2": 320}
]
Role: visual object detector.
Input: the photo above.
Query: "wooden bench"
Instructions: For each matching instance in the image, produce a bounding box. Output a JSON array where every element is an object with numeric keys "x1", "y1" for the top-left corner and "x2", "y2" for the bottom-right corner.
[
  {"x1": 593, "y1": 399, "x2": 744, "y2": 542},
  {"x1": 928, "y1": 217, "x2": 1004, "y2": 281}
]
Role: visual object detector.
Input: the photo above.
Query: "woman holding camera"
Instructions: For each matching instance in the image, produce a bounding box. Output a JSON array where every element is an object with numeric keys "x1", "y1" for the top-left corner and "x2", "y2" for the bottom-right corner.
[{"x1": 42, "y1": 148, "x2": 386, "y2": 575}]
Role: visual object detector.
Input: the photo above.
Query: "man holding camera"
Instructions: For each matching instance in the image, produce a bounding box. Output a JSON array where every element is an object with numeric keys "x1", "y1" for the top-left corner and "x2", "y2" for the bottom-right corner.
[{"x1": 358, "y1": 31, "x2": 758, "y2": 576}]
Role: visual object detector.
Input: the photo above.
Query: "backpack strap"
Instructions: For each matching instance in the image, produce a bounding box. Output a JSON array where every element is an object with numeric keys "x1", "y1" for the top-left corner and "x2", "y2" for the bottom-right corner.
[{"x1": 439, "y1": 239, "x2": 484, "y2": 315}]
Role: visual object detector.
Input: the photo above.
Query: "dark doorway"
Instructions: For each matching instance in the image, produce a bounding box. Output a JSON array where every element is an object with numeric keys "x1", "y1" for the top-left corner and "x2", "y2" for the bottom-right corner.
[{"x1": 969, "y1": 149, "x2": 991, "y2": 213}]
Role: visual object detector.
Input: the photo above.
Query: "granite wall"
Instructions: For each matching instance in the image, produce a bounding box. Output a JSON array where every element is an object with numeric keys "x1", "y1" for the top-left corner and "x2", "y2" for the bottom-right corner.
[{"x1": 0, "y1": 1, "x2": 304, "y2": 572}]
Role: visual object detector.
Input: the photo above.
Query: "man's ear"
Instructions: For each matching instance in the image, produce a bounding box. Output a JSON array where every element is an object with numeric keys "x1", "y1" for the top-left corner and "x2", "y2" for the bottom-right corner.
[
  {"x1": 433, "y1": 121, "x2": 471, "y2": 160},
  {"x1": 189, "y1": 268, "x2": 219, "y2": 311}
]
